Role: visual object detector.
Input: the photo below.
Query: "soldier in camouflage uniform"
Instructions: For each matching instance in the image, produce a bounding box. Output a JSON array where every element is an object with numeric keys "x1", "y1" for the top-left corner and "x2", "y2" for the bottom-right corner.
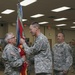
[
  {"x1": 52, "y1": 32, "x2": 73, "y2": 75},
  {"x1": 2, "y1": 32, "x2": 26, "y2": 75},
  {"x1": 20, "y1": 22, "x2": 52, "y2": 75}
]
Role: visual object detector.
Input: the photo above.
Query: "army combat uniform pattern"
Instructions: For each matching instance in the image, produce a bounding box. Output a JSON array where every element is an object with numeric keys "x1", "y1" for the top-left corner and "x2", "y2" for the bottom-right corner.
[
  {"x1": 22, "y1": 33, "x2": 52, "y2": 74},
  {"x1": 53, "y1": 42, "x2": 73, "y2": 75},
  {"x1": 2, "y1": 44, "x2": 25, "y2": 75}
]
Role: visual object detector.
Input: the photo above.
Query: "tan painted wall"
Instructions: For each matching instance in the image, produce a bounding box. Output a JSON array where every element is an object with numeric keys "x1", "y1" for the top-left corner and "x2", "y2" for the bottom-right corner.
[
  {"x1": 63, "y1": 30, "x2": 75, "y2": 43},
  {"x1": 0, "y1": 24, "x2": 8, "y2": 38},
  {"x1": 44, "y1": 26, "x2": 55, "y2": 47},
  {"x1": 8, "y1": 24, "x2": 16, "y2": 35},
  {"x1": 0, "y1": 24, "x2": 75, "y2": 47}
]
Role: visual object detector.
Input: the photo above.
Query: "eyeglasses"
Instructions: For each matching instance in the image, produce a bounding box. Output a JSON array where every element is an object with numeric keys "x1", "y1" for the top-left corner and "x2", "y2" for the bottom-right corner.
[
  {"x1": 9, "y1": 36, "x2": 15, "y2": 39},
  {"x1": 11, "y1": 36, "x2": 15, "y2": 39}
]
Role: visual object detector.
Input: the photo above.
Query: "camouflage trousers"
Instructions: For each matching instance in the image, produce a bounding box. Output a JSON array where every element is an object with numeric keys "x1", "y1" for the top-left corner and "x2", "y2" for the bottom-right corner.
[{"x1": 54, "y1": 70, "x2": 67, "y2": 75}]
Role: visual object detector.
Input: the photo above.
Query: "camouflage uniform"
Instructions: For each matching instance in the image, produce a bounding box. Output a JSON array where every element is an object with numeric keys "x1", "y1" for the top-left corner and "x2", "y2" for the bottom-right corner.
[
  {"x1": 53, "y1": 42, "x2": 73, "y2": 75},
  {"x1": 70, "y1": 44, "x2": 75, "y2": 69},
  {"x1": 2, "y1": 44, "x2": 25, "y2": 75},
  {"x1": 23, "y1": 33, "x2": 52, "y2": 75}
]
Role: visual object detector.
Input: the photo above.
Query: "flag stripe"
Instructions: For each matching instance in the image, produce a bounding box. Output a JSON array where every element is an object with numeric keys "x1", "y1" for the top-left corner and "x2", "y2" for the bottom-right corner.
[
  {"x1": 16, "y1": 3, "x2": 27, "y2": 75},
  {"x1": 16, "y1": 3, "x2": 24, "y2": 45}
]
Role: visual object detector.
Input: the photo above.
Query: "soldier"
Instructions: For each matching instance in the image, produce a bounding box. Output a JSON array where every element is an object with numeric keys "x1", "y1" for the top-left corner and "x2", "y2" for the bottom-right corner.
[
  {"x1": 52, "y1": 32, "x2": 73, "y2": 75},
  {"x1": 20, "y1": 22, "x2": 52, "y2": 75},
  {"x1": 2, "y1": 32, "x2": 26, "y2": 75}
]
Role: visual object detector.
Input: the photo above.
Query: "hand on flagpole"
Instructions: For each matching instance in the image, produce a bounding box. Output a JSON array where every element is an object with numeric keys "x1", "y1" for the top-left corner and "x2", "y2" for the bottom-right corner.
[
  {"x1": 20, "y1": 38, "x2": 25, "y2": 44},
  {"x1": 22, "y1": 55, "x2": 26, "y2": 62}
]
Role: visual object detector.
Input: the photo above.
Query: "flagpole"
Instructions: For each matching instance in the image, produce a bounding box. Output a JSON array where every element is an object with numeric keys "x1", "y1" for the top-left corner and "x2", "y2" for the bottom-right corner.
[
  {"x1": 16, "y1": 1, "x2": 28, "y2": 75},
  {"x1": 17, "y1": 0, "x2": 26, "y2": 40}
]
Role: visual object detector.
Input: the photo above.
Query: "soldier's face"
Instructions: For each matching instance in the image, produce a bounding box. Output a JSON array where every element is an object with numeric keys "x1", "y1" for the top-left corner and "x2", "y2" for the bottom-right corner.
[
  {"x1": 57, "y1": 33, "x2": 64, "y2": 43},
  {"x1": 8, "y1": 35, "x2": 16, "y2": 45},
  {"x1": 29, "y1": 25, "x2": 37, "y2": 36}
]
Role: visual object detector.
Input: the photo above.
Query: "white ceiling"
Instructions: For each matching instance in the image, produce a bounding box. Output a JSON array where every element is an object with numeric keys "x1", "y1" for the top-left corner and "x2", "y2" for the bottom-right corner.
[{"x1": 0, "y1": 0, "x2": 75, "y2": 30}]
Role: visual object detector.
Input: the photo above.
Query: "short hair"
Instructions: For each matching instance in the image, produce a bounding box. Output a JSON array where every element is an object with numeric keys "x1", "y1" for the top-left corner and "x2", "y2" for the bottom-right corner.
[
  {"x1": 4, "y1": 32, "x2": 14, "y2": 43},
  {"x1": 30, "y1": 22, "x2": 40, "y2": 29},
  {"x1": 58, "y1": 32, "x2": 65, "y2": 37}
]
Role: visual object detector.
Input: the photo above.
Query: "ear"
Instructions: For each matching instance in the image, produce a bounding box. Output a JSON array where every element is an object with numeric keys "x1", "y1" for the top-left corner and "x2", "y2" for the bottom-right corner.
[{"x1": 8, "y1": 39, "x2": 11, "y2": 43}]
